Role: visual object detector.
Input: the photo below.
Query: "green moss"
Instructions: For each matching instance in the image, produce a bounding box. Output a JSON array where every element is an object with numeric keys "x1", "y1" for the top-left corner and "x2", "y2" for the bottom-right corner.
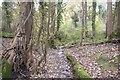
[
  {"x1": 96, "y1": 54, "x2": 118, "y2": 72},
  {"x1": 66, "y1": 52, "x2": 92, "y2": 79},
  {"x1": 2, "y1": 60, "x2": 12, "y2": 79},
  {"x1": 101, "y1": 63, "x2": 117, "y2": 72}
]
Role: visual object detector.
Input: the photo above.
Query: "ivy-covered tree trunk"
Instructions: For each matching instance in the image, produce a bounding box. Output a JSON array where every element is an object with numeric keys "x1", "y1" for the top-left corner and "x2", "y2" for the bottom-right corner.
[
  {"x1": 57, "y1": 0, "x2": 62, "y2": 31},
  {"x1": 7, "y1": 2, "x2": 34, "y2": 71},
  {"x1": 106, "y1": 0, "x2": 113, "y2": 38},
  {"x1": 92, "y1": 0, "x2": 96, "y2": 38}
]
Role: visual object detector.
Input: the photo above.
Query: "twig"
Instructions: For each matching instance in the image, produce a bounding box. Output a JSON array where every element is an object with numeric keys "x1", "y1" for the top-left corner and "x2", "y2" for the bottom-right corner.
[
  {"x1": 2, "y1": 43, "x2": 7, "y2": 50},
  {"x1": 2, "y1": 47, "x2": 15, "y2": 59}
]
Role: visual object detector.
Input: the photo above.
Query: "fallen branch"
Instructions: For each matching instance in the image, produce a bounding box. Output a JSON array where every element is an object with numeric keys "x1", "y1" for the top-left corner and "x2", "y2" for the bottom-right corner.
[{"x1": 58, "y1": 39, "x2": 120, "y2": 49}]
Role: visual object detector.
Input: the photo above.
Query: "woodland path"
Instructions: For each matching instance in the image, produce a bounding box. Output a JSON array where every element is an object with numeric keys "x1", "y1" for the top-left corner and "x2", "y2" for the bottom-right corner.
[
  {"x1": 1, "y1": 38, "x2": 119, "y2": 79},
  {"x1": 39, "y1": 49, "x2": 74, "y2": 78},
  {"x1": 39, "y1": 42, "x2": 119, "y2": 78}
]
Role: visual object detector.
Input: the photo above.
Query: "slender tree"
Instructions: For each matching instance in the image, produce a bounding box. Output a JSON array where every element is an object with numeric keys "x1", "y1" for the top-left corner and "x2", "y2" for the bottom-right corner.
[
  {"x1": 51, "y1": 2, "x2": 56, "y2": 35},
  {"x1": 57, "y1": 0, "x2": 63, "y2": 31},
  {"x1": 37, "y1": 1, "x2": 45, "y2": 45},
  {"x1": 85, "y1": 0, "x2": 88, "y2": 37},
  {"x1": 80, "y1": 0, "x2": 85, "y2": 46},
  {"x1": 92, "y1": 0, "x2": 96, "y2": 38},
  {"x1": 37, "y1": 1, "x2": 48, "y2": 66},
  {"x1": 48, "y1": 1, "x2": 57, "y2": 48}
]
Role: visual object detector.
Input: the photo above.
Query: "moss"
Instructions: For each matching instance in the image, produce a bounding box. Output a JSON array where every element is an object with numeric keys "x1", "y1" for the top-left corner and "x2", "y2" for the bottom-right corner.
[
  {"x1": 96, "y1": 55, "x2": 118, "y2": 72},
  {"x1": 2, "y1": 60, "x2": 12, "y2": 79},
  {"x1": 96, "y1": 54, "x2": 109, "y2": 64},
  {"x1": 101, "y1": 63, "x2": 117, "y2": 72},
  {"x1": 66, "y1": 52, "x2": 92, "y2": 79}
]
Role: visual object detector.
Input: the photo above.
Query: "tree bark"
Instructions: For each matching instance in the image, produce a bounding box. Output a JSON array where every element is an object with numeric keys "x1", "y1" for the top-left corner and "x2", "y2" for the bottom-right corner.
[
  {"x1": 116, "y1": 1, "x2": 120, "y2": 52},
  {"x1": 7, "y1": 2, "x2": 34, "y2": 70},
  {"x1": 37, "y1": 2, "x2": 45, "y2": 46},
  {"x1": 92, "y1": 0, "x2": 96, "y2": 38},
  {"x1": 106, "y1": 0, "x2": 113, "y2": 37},
  {"x1": 80, "y1": 1, "x2": 85, "y2": 46},
  {"x1": 51, "y1": 2, "x2": 56, "y2": 35},
  {"x1": 85, "y1": 0, "x2": 88, "y2": 37},
  {"x1": 57, "y1": 0, "x2": 62, "y2": 31}
]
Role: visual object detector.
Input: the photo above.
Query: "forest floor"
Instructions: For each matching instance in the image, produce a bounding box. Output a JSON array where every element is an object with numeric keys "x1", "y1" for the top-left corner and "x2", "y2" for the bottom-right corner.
[{"x1": 1, "y1": 38, "x2": 119, "y2": 79}]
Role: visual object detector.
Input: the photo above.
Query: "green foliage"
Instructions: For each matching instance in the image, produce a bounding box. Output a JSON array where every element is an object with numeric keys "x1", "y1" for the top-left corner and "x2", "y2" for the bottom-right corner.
[
  {"x1": 55, "y1": 31, "x2": 67, "y2": 41},
  {"x1": 0, "y1": 32, "x2": 14, "y2": 38},
  {"x1": 83, "y1": 32, "x2": 107, "y2": 43},
  {"x1": 2, "y1": 60, "x2": 12, "y2": 79},
  {"x1": 66, "y1": 52, "x2": 91, "y2": 78},
  {"x1": 108, "y1": 28, "x2": 120, "y2": 40},
  {"x1": 2, "y1": 2, "x2": 13, "y2": 32},
  {"x1": 98, "y1": 4, "x2": 106, "y2": 20},
  {"x1": 54, "y1": 28, "x2": 81, "y2": 46},
  {"x1": 54, "y1": 30, "x2": 67, "y2": 46},
  {"x1": 71, "y1": 12, "x2": 79, "y2": 27}
]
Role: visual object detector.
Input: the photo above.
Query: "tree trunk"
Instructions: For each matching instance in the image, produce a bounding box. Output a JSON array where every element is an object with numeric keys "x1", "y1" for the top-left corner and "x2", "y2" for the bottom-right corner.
[
  {"x1": 37, "y1": 1, "x2": 48, "y2": 66},
  {"x1": 80, "y1": 1, "x2": 85, "y2": 46},
  {"x1": 117, "y1": 1, "x2": 120, "y2": 52},
  {"x1": 92, "y1": 0, "x2": 96, "y2": 38},
  {"x1": 116, "y1": 1, "x2": 120, "y2": 38},
  {"x1": 51, "y1": 2, "x2": 56, "y2": 35},
  {"x1": 7, "y1": 2, "x2": 34, "y2": 71},
  {"x1": 85, "y1": 0, "x2": 88, "y2": 37},
  {"x1": 48, "y1": 1, "x2": 56, "y2": 48},
  {"x1": 47, "y1": 2, "x2": 51, "y2": 36},
  {"x1": 37, "y1": 2, "x2": 45, "y2": 46},
  {"x1": 57, "y1": 0, "x2": 62, "y2": 31},
  {"x1": 106, "y1": 0, "x2": 113, "y2": 38}
]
